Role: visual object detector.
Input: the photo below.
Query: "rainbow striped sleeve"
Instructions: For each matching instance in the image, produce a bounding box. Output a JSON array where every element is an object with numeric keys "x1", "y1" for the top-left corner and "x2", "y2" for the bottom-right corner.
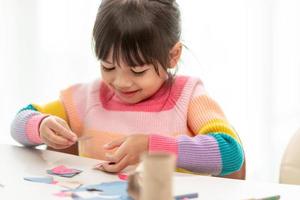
[
  {"x1": 149, "y1": 84, "x2": 244, "y2": 176},
  {"x1": 11, "y1": 100, "x2": 67, "y2": 146}
]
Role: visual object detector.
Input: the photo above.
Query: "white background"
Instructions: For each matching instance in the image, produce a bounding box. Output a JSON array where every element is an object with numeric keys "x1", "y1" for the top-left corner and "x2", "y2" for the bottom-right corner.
[{"x1": 0, "y1": 0, "x2": 299, "y2": 182}]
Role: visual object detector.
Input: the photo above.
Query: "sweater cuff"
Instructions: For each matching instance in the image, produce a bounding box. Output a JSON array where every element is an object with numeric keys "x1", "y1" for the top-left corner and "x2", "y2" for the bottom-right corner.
[
  {"x1": 26, "y1": 114, "x2": 48, "y2": 144},
  {"x1": 149, "y1": 134, "x2": 178, "y2": 157}
]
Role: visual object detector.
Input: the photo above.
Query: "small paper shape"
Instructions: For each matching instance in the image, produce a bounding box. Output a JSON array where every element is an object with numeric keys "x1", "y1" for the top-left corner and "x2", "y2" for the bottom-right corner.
[
  {"x1": 57, "y1": 181, "x2": 82, "y2": 189},
  {"x1": 51, "y1": 165, "x2": 81, "y2": 175},
  {"x1": 93, "y1": 162, "x2": 106, "y2": 170},
  {"x1": 47, "y1": 165, "x2": 82, "y2": 178},
  {"x1": 53, "y1": 191, "x2": 73, "y2": 197},
  {"x1": 94, "y1": 163, "x2": 103, "y2": 168},
  {"x1": 24, "y1": 176, "x2": 54, "y2": 184},
  {"x1": 174, "y1": 193, "x2": 198, "y2": 200},
  {"x1": 66, "y1": 181, "x2": 130, "y2": 199},
  {"x1": 47, "y1": 170, "x2": 79, "y2": 178},
  {"x1": 118, "y1": 173, "x2": 128, "y2": 181}
]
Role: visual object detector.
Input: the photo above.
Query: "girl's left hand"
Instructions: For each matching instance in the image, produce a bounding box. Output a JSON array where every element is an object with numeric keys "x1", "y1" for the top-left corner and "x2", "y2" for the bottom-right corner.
[{"x1": 101, "y1": 134, "x2": 149, "y2": 173}]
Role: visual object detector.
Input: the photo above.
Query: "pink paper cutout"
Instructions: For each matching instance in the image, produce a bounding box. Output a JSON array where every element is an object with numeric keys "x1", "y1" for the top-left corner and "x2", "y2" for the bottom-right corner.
[
  {"x1": 51, "y1": 165, "x2": 80, "y2": 175},
  {"x1": 53, "y1": 191, "x2": 73, "y2": 197},
  {"x1": 118, "y1": 173, "x2": 128, "y2": 180}
]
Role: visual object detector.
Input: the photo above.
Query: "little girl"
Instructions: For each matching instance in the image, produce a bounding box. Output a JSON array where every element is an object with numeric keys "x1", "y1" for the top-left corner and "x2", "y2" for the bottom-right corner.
[{"x1": 11, "y1": 0, "x2": 244, "y2": 177}]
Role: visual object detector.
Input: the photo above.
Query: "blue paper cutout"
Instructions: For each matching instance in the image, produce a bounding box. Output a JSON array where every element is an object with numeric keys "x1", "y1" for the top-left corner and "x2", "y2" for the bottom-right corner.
[
  {"x1": 65, "y1": 181, "x2": 132, "y2": 200},
  {"x1": 24, "y1": 176, "x2": 54, "y2": 184}
]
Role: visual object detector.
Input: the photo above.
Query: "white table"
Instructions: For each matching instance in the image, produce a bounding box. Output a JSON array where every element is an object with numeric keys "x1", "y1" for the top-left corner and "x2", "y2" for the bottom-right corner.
[{"x1": 0, "y1": 144, "x2": 300, "y2": 200}]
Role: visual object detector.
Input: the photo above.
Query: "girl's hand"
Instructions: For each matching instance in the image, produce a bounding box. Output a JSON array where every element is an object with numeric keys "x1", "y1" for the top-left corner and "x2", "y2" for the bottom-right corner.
[
  {"x1": 39, "y1": 116, "x2": 78, "y2": 149},
  {"x1": 101, "y1": 135, "x2": 149, "y2": 173}
]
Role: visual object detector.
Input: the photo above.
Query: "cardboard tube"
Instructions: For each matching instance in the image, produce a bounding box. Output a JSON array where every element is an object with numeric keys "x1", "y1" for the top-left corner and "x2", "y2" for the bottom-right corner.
[
  {"x1": 140, "y1": 153, "x2": 175, "y2": 200},
  {"x1": 128, "y1": 172, "x2": 141, "y2": 200}
]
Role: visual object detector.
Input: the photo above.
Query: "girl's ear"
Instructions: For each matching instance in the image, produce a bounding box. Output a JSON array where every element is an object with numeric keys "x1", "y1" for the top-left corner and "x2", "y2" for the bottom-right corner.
[{"x1": 168, "y1": 42, "x2": 182, "y2": 68}]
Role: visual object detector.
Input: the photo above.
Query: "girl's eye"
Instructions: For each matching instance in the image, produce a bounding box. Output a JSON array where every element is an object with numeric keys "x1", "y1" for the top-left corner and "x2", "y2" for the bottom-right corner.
[
  {"x1": 131, "y1": 69, "x2": 148, "y2": 76},
  {"x1": 102, "y1": 65, "x2": 115, "y2": 71}
]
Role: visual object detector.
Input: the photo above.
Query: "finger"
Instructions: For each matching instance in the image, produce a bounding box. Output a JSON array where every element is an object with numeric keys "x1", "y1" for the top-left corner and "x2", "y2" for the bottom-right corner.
[
  {"x1": 54, "y1": 117, "x2": 71, "y2": 130},
  {"x1": 44, "y1": 127, "x2": 74, "y2": 146},
  {"x1": 42, "y1": 136, "x2": 70, "y2": 149},
  {"x1": 105, "y1": 144, "x2": 127, "y2": 163},
  {"x1": 48, "y1": 118, "x2": 77, "y2": 142},
  {"x1": 102, "y1": 155, "x2": 130, "y2": 173},
  {"x1": 103, "y1": 137, "x2": 126, "y2": 150},
  {"x1": 55, "y1": 117, "x2": 78, "y2": 139}
]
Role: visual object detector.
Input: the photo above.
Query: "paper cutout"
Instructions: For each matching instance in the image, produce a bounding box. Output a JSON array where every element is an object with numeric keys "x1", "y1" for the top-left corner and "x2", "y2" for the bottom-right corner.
[
  {"x1": 47, "y1": 165, "x2": 82, "y2": 178},
  {"x1": 51, "y1": 165, "x2": 82, "y2": 175},
  {"x1": 24, "y1": 176, "x2": 55, "y2": 184},
  {"x1": 47, "y1": 170, "x2": 79, "y2": 178},
  {"x1": 93, "y1": 161, "x2": 110, "y2": 170},
  {"x1": 93, "y1": 163, "x2": 103, "y2": 170},
  {"x1": 56, "y1": 180, "x2": 82, "y2": 189},
  {"x1": 53, "y1": 191, "x2": 73, "y2": 197},
  {"x1": 118, "y1": 173, "x2": 128, "y2": 181},
  {"x1": 64, "y1": 181, "x2": 130, "y2": 200},
  {"x1": 174, "y1": 193, "x2": 198, "y2": 200},
  {"x1": 60, "y1": 181, "x2": 82, "y2": 189}
]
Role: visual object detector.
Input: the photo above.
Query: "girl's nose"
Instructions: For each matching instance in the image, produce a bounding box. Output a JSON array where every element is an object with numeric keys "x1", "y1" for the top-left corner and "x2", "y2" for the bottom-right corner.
[{"x1": 113, "y1": 74, "x2": 133, "y2": 89}]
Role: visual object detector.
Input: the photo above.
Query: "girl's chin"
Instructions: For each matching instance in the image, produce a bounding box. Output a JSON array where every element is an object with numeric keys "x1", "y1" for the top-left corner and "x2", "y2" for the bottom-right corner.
[{"x1": 116, "y1": 95, "x2": 142, "y2": 104}]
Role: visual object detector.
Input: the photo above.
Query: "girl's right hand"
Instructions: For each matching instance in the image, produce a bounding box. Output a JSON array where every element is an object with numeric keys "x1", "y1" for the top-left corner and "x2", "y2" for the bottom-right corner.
[{"x1": 39, "y1": 116, "x2": 78, "y2": 149}]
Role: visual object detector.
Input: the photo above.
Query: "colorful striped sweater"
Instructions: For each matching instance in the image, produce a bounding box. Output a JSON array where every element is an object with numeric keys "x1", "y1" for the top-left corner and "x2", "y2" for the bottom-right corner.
[{"x1": 11, "y1": 76, "x2": 244, "y2": 176}]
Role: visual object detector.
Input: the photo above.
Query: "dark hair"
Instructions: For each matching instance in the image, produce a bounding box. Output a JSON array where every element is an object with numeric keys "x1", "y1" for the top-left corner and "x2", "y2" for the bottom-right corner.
[{"x1": 92, "y1": 0, "x2": 181, "y2": 75}]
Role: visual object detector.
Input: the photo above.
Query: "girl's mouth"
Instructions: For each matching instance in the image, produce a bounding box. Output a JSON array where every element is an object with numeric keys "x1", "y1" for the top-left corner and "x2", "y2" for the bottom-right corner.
[{"x1": 117, "y1": 89, "x2": 140, "y2": 98}]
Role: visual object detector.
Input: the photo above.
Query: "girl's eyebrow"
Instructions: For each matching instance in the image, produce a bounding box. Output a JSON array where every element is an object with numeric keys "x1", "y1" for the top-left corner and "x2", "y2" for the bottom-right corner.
[
  {"x1": 102, "y1": 60, "x2": 149, "y2": 68},
  {"x1": 131, "y1": 64, "x2": 150, "y2": 68},
  {"x1": 102, "y1": 60, "x2": 113, "y2": 65}
]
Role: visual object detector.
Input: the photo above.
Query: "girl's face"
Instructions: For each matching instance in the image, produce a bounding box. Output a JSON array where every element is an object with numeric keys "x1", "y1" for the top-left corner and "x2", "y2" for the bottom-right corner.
[{"x1": 101, "y1": 51, "x2": 168, "y2": 104}]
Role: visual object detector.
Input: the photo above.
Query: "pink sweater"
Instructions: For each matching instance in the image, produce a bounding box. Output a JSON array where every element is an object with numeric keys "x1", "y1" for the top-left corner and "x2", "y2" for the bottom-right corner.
[{"x1": 11, "y1": 76, "x2": 244, "y2": 176}]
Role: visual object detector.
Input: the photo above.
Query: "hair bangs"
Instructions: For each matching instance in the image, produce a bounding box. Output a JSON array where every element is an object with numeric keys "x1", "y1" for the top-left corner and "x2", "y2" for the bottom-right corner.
[{"x1": 111, "y1": 30, "x2": 162, "y2": 70}]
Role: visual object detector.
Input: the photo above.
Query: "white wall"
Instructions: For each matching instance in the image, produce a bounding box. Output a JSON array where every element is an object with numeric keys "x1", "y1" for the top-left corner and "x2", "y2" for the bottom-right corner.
[{"x1": 1, "y1": 0, "x2": 300, "y2": 182}]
